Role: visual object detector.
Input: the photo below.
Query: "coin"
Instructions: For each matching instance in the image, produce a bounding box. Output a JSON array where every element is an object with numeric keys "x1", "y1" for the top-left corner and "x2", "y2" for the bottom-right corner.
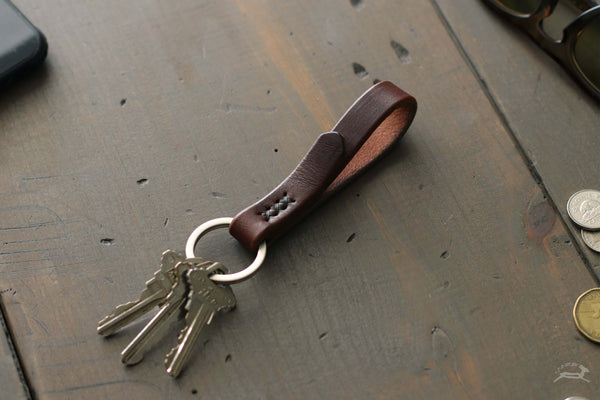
[
  {"x1": 581, "y1": 229, "x2": 600, "y2": 252},
  {"x1": 567, "y1": 189, "x2": 600, "y2": 231},
  {"x1": 573, "y1": 288, "x2": 600, "y2": 343}
]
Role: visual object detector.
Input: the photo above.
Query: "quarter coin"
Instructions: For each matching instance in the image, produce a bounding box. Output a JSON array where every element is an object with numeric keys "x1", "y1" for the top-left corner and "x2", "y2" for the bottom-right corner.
[
  {"x1": 573, "y1": 288, "x2": 600, "y2": 344},
  {"x1": 581, "y1": 229, "x2": 600, "y2": 252},
  {"x1": 567, "y1": 190, "x2": 600, "y2": 230}
]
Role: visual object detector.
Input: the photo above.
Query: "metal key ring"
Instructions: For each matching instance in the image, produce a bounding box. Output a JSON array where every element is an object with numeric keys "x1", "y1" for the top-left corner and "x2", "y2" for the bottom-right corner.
[{"x1": 185, "y1": 217, "x2": 267, "y2": 284}]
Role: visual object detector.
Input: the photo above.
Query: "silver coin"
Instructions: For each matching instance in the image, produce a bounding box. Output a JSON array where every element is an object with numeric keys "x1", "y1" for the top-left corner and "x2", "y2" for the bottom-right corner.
[
  {"x1": 567, "y1": 189, "x2": 600, "y2": 231},
  {"x1": 581, "y1": 229, "x2": 600, "y2": 252}
]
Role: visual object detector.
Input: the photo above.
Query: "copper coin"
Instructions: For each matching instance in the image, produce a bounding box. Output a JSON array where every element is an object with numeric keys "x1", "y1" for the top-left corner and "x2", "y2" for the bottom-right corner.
[{"x1": 573, "y1": 288, "x2": 600, "y2": 343}]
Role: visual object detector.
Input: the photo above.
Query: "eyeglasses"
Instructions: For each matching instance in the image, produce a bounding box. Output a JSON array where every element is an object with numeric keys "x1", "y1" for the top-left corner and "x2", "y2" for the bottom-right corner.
[{"x1": 481, "y1": 0, "x2": 600, "y2": 101}]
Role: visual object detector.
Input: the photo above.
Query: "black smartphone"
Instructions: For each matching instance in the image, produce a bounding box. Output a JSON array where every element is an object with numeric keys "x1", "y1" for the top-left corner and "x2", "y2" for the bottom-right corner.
[{"x1": 0, "y1": 0, "x2": 47, "y2": 86}]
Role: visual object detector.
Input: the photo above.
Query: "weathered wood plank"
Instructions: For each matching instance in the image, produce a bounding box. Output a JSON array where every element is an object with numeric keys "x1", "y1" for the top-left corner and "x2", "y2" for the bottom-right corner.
[
  {"x1": 434, "y1": 0, "x2": 600, "y2": 279},
  {"x1": 0, "y1": 0, "x2": 598, "y2": 399}
]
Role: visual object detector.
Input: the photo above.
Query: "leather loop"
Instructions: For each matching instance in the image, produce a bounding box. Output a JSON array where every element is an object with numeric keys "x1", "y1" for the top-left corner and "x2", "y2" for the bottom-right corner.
[{"x1": 229, "y1": 81, "x2": 417, "y2": 252}]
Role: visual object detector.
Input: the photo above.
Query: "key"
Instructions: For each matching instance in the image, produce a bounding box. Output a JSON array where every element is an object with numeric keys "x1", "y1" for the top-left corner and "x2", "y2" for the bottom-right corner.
[
  {"x1": 97, "y1": 250, "x2": 188, "y2": 336},
  {"x1": 120, "y1": 259, "x2": 217, "y2": 365},
  {"x1": 164, "y1": 263, "x2": 236, "y2": 377}
]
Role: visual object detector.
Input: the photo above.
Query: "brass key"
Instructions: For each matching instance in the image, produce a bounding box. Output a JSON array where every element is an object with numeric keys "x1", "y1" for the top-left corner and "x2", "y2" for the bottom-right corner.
[
  {"x1": 164, "y1": 264, "x2": 236, "y2": 377},
  {"x1": 120, "y1": 260, "x2": 218, "y2": 365},
  {"x1": 97, "y1": 250, "x2": 188, "y2": 336}
]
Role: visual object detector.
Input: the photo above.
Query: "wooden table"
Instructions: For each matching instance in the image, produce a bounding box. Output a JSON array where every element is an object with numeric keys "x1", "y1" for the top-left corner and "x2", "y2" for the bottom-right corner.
[{"x1": 2, "y1": 0, "x2": 599, "y2": 398}]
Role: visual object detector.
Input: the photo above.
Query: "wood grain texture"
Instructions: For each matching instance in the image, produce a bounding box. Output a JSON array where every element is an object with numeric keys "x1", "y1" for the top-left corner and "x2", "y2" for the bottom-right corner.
[
  {"x1": 0, "y1": 0, "x2": 598, "y2": 399},
  {"x1": 434, "y1": 0, "x2": 600, "y2": 279}
]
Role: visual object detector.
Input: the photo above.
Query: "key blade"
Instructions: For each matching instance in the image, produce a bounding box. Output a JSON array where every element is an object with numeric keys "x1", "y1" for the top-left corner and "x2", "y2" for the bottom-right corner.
[
  {"x1": 163, "y1": 265, "x2": 236, "y2": 377},
  {"x1": 97, "y1": 290, "x2": 165, "y2": 336},
  {"x1": 97, "y1": 300, "x2": 137, "y2": 327},
  {"x1": 119, "y1": 260, "x2": 200, "y2": 362},
  {"x1": 121, "y1": 284, "x2": 188, "y2": 365},
  {"x1": 164, "y1": 302, "x2": 214, "y2": 377},
  {"x1": 97, "y1": 250, "x2": 190, "y2": 337}
]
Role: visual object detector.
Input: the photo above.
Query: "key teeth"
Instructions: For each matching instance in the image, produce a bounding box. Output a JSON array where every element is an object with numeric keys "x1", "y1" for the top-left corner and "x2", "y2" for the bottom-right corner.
[
  {"x1": 97, "y1": 315, "x2": 112, "y2": 328},
  {"x1": 164, "y1": 344, "x2": 183, "y2": 377},
  {"x1": 164, "y1": 345, "x2": 177, "y2": 366},
  {"x1": 97, "y1": 301, "x2": 138, "y2": 335},
  {"x1": 177, "y1": 325, "x2": 188, "y2": 343},
  {"x1": 98, "y1": 301, "x2": 135, "y2": 323},
  {"x1": 164, "y1": 324, "x2": 188, "y2": 369},
  {"x1": 162, "y1": 288, "x2": 199, "y2": 377}
]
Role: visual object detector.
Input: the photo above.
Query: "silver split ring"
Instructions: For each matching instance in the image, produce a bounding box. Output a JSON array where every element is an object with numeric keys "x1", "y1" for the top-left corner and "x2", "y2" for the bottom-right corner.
[{"x1": 185, "y1": 217, "x2": 267, "y2": 284}]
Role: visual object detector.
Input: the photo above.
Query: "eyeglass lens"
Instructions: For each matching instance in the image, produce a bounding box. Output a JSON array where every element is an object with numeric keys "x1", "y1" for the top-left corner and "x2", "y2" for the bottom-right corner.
[
  {"x1": 494, "y1": 0, "x2": 542, "y2": 14},
  {"x1": 573, "y1": 13, "x2": 600, "y2": 91}
]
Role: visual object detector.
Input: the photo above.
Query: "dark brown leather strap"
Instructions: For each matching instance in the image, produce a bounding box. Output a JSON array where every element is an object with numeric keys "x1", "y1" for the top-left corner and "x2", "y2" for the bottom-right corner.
[{"x1": 229, "y1": 81, "x2": 417, "y2": 252}]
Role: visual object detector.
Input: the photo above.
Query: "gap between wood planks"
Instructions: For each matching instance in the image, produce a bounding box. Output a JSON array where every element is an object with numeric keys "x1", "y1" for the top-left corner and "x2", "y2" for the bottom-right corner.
[
  {"x1": 0, "y1": 297, "x2": 34, "y2": 399},
  {"x1": 428, "y1": 0, "x2": 600, "y2": 285}
]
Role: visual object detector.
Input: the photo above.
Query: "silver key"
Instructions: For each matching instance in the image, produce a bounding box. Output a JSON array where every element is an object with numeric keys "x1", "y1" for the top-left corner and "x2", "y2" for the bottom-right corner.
[
  {"x1": 120, "y1": 259, "x2": 216, "y2": 365},
  {"x1": 97, "y1": 250, "x2": 189, "y2": 336},
  {"x1": 164, "y1": 264, "x2": 236, "y2": 377}
]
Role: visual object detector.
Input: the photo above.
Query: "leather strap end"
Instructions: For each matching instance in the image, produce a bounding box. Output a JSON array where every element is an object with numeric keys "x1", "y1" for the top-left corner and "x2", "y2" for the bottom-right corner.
[
  {"x1": 229, "y1": 81, "x2": 417, "y2": 252},
  {"x1": 229, "y1": 131, "x2": 346, "y2": 252},
  {"x1": 325, "y1": 82, "x2": 417, "y2": 199}
]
